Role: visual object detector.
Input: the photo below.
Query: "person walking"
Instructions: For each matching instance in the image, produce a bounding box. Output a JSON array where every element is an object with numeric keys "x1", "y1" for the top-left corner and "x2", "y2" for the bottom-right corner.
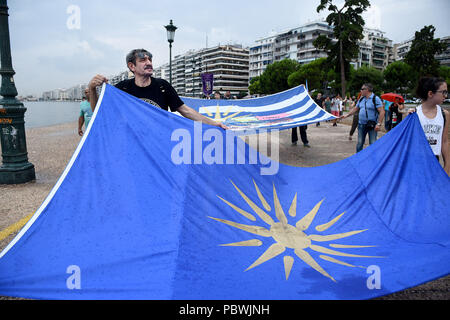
[
  {"x1": 383, "y1": 99, "x2": 393, "y2": 131},
  {"x1": 314, "y1": 93, "x2": 324, "y2": 127},
  {"x1": 341, "y1": 83, "x2": 384, "y2": 153},
  {"x1": 78, "y1": 88, "x2": 93, "y2": 136},
  {"x1": 331, "y1": 95, "x2": 342, "y2": 126},
  {"x1": 389, "y1": 97, "x2": 405, "y2": 129},
  {"x1": 323, "y1": 96, "x2": 332, "y2": 120},
  {"x1": 348, "y1": 93, "x2": 361, "y2": 141}
]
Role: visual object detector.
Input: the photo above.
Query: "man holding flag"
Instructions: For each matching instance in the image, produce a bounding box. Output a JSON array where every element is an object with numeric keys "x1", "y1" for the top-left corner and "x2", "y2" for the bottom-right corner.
[{"x1": 88, "y1": 49, "x2": 227, "y2": 129}]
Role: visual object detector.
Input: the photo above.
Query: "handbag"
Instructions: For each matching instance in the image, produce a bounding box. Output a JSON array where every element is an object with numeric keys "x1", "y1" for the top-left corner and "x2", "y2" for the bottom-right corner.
[{"x1": 366, "y1": 120, "x2": 377, "y2": 130}]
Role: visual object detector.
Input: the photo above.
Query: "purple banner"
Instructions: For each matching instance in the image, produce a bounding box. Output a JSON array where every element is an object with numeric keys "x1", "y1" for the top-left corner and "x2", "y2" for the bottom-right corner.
[{"x1": 201, "y1": 73, "x2": 214, "y2": 96}]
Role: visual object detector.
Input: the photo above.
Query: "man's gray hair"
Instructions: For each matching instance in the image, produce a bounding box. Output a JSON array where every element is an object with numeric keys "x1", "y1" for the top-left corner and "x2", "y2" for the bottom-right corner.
[
  {"x1": 363, "y1": 83, "x2": 374, "y2": 92},
  {"x1": 126, "y1": 49, "x2": 153, "y2": 67}
]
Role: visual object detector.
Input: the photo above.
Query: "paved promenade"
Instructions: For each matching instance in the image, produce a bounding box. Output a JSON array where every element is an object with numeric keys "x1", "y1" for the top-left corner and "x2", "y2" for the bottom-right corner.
[{"x1": 0, "y1": 117, "x2": 448, "y2": 300}]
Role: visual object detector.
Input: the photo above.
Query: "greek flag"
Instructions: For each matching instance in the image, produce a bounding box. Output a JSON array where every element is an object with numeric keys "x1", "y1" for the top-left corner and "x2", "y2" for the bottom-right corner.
[{"x1": 182, "y1": 85, "x2": 333, "y2": 132}]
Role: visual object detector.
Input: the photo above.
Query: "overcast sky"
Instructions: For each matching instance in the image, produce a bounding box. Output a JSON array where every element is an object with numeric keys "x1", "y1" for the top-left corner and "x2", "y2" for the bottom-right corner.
[{"x1": 7, "y1": 0, "x2": 450, "y2": 96}]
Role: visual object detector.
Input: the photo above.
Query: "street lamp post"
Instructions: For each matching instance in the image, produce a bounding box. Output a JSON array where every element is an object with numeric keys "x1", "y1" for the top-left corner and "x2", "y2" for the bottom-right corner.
[
  {"x1": 0, "y1": 0, "x2": 35, "y2": 184},
  {"x1": 164, "y1": 19, "x2": 177, "y2": 85}
]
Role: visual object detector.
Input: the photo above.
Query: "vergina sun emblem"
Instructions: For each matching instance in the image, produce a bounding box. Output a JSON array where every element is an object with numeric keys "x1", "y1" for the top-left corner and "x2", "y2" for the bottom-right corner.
[
  {"x1": 208, "y1": 180, "x2": 384, "y2": 281},
  {"x1": 202, "y1": 104, "x2": 250, "y2": 123}
]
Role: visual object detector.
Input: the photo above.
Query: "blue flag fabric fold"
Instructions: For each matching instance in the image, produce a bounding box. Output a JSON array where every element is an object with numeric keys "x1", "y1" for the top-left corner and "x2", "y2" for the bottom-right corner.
[{"x1": 0, "y1": 84, "x2": 448, "y2": 300}]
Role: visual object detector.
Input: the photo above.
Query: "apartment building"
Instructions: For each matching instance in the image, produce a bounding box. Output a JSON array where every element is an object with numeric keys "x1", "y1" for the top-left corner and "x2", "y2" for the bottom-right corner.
[
  {"x1": 391, "y1": 35, "x2": 450, "y2": 68},
  {"x1": 392, "y1": 38, "x2": 413, "y2": 62},
  {"x1": 435, "y1": 36, "x2": 450, "y2": 67},
  {"x1": 249, "y1": 34, "x2": 275, "y2": 79},
  {"x1": 352, "y1": 28, "x2": 393, "y2": 71},
  {"x1": 249, "y1": 22, "x2": 398, "y2": 84},
  {"x1": 288, "y1": 21, "x2": 333, "y2": 65},
  {"x1": 154, "y1": 44, "x2": 249, "y2": 97},
  {"x1": 249, "y1": 21, "x2": 333, "y2": 81}
]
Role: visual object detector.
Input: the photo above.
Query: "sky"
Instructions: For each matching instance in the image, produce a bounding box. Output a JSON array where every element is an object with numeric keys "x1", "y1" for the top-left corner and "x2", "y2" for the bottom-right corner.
[{"x1": 6, "y1": 0, "x2": 450, "y2": 96}]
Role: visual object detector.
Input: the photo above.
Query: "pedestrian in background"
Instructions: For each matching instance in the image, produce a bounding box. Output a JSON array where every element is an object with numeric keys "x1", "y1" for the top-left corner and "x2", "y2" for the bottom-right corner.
[
  {"x1": 331, "y1": 94, "x2": 342, "y2": 126},
  {"x1": 348, "y1": 93, "x2": 361, "y2": 141},
  {"x1": 314, "y1": 92, "x2": 324, "y2": 127},
  {"x1": 341, "y1": 83, "x2": 384, "y2": 153},
  {"x1": 78, "y1": 88, "x2": 93, "y2": 136},
  {"x1": 389, "y1": 97, "x2": 405, "y2": 129}
]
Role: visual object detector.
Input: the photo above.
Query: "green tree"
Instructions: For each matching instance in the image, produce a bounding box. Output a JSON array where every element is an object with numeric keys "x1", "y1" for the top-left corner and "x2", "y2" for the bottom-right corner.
[
  {"x1": 248, "y1": 76, "x2": 262, "y2": 95},
  {"x1": 287, "y1": 58, "x2": 331, "y2": 90},
  {"x1": 314, "y1": 0, "x2": 370, "y2": 98},
  {"x1": 438, "y1": 65, "x2": 450, "y2": 84},
  {"x1": 383, "y1": 61, "x2": 416, "y2": 94},
  {"x1": 259, "y1": 59, "x2": 300, "y2": 94},
  {"x1": 404, "y1": 25, "x2": 446, "y2": 77},
  {"x1": 348, "y1": 65, "x2": 383, "y2": 95}
]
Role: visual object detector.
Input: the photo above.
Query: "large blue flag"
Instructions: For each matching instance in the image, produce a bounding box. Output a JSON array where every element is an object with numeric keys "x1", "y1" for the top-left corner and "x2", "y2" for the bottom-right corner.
[
  {"x1": 0, "y1": 84, "x2": 448, "y2": 299},
  {"x1": 181, "y1": 84, "x2": 334, "y2": 132}
]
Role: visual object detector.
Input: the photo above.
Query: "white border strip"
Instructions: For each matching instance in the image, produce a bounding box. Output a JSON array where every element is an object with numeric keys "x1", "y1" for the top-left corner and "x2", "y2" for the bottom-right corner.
[{"x1": 0, "y1": 83, "x2": 107, "y2": 259}]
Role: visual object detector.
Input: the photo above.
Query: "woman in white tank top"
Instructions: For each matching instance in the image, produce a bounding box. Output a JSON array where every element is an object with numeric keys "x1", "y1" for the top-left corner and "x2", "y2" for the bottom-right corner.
[{"x1": 413, "y1": 77, "x2": 449, "y2": 175}]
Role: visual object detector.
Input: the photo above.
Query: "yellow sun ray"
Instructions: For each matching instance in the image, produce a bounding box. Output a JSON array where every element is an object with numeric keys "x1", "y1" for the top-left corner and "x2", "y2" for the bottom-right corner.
[
  {"x1": 252, "y1": 179, "x2": 271, "y2": 211},
  {"x1": 319, "y1": 255, "x2": 365, "y2": 269},
  {"x1": 315, "y1": 212, "x2": 345, "y2": 232},
  {"x1": 220, "y1": 239, "x2": 263, "y2": 247},
  {"x1": 245, "y1": 243, "x2": 285, "y2": 271},
  {"x1": 214, "y1": 105, "x2": 221, "y2": 120},
  {"x1": 208, "y1": 216, "x2": 272, "y2": 237},
  {"x1": 307, "y1": 229, "x2": 368, "y2": 242},
  {"x1": 295, "y1": 249, "x2": 336, "y2": 282},
  {"x1": 217, "y1": 195, "x2": 256, "y2": 221},
  {"x1": 273, "y1": 183, "x2": 288, "y2": 225},
  {"x1": 206, "y1": 105, "x2": 243, "y2": 122},
  {"x1": 288, "y1": 193, "x2": 297, "y2": 217},
  {"x1": 283, "y1": 256, "x2": 295, "y2": 280},
  {"x1": 310, "y1": 244, "x2": 383, "y2": 258},
  {"x1": 295, "y1": 199, "x2": 325, "y2": 231},
  {"x1": 221, "y1": 111, "x2": 242, "y2": 121},
  {"x1": 204, "y1": 108, "x2": 213, "y2": 117},
  {"x1": 212, "y1": 181, "x2": 385, "y2": 282},
  {"x1": 230, "y1": 180, "x2": 275, "y2": 226}
]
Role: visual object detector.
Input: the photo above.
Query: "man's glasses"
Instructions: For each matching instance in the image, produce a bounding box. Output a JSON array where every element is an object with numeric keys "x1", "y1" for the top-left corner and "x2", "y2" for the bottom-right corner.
[
  {"x1": 435, "y1": 90, "x2": 448, "y2": 96},
  {"x1": 360, "y1": 88, "x2": 368, "y2": 91}
]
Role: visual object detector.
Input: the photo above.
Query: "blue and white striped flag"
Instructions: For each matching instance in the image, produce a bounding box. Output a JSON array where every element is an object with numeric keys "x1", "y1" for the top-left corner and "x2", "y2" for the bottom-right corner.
[{"x1": 182, "y1": 85, "x2": 334, "y2": 133}]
